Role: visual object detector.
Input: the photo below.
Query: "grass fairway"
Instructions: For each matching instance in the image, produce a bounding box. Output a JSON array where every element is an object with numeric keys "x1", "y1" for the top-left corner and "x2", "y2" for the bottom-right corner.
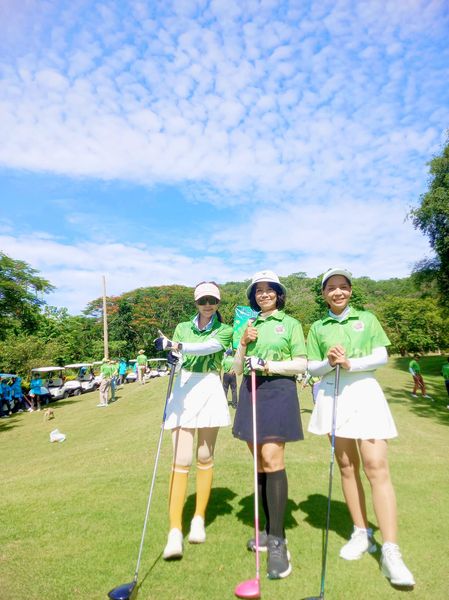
[{"x1": 1, "y1": 356, "x2": 448, "y2": 600}]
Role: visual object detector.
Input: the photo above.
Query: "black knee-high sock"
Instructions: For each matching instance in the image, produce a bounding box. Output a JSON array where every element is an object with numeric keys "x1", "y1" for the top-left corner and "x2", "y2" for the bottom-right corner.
[
  {"x1": 257, "y1": 472, "x2": 269, "y2": 533},
  {"x1": 266, "y1": 469, "x2": 288, "y2": 538}
]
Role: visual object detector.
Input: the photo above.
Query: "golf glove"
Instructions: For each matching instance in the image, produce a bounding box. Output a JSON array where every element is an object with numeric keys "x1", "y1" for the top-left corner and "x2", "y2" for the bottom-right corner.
[
  {"x1": 154, "y1": 336, "x2": 173, "y2": 351},
  {"x1": 167, "y1": 350, "x2": 182, "y2": 365},
  {"x1": 245, "y1": 356, "x2": 267, "y2": 372}
]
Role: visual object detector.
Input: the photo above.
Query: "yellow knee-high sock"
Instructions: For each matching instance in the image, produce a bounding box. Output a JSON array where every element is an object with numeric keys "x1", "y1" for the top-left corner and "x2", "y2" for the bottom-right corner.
[
  {"x1": 195, "y1": 459, "x2": 214, "y2": 519},
  {"x1": 168, "y1": 464, "x2": 190, "y2": 531}
]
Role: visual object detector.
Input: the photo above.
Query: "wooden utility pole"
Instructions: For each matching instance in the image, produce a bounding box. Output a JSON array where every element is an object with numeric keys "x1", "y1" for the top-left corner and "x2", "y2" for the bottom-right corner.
[{"x1": 102, "y1": 275, "x2": 109, "y2": 360}]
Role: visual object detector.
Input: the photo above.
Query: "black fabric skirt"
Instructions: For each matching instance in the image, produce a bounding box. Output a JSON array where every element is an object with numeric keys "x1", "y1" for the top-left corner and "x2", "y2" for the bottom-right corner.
[{"x1": 232, "y1": 375, "x2": 303, "y2": 443}]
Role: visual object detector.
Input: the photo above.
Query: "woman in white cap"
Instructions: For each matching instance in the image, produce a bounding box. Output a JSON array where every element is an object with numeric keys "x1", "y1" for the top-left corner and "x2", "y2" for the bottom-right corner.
[
  {"x1": 307, "y1": 268, "x2": 415, "y2": 587},
  {"x1": 232, "y1": 270, "x2": 307, "y2": 580},
  {"x1": 154, "y1": 281, "x2": 233, "y2": 560}
]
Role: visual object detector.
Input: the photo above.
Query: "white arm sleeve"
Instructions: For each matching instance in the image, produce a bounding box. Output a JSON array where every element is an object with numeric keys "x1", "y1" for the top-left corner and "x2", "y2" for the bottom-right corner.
[
  {"x1": 232, "y1": 344, "x2": 246, "y2": 376},
  {"x1": 266, "y1": 357, "x2": 307, "y2": 376},
  {"x1": 308, "y1": 347, "x2": 388, "y2": 376},
  {"x1": 308, "y1": 359, "x2": 335, "y2": 377},
  {"x1": 348, "y1": 347, "x2": 388, "y2": 372},
  {"x1": 181, "y1": 339, "x2": 223, "y2": 356}
]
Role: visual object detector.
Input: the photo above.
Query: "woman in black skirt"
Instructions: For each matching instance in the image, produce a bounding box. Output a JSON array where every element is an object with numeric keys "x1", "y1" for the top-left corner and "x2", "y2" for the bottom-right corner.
[{"x1": 232, "y1": 270, "x2": 307, "y2": 580}]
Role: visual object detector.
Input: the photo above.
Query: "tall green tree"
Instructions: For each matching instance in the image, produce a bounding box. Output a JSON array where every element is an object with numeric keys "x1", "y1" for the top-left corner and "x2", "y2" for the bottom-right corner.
[
  {"x1": 410, "y1": 138, "x2": 449, "y2": 306},
  {"x1": 0, "y1": 252, "x2": 54, "y2": 338},
  {"x1": 377, "y1": 297, "x2": 448, "y2": 355}
]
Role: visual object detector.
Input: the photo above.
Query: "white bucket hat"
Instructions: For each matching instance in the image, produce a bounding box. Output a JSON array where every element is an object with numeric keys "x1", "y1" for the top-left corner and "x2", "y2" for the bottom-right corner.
[
  {"x1": 246, "y1": 270, "x2": 287, "y2": 298},
  {"x1": 321, "y1": 268, "x2": 353, "y2": 288},
  {"x1": 194, "y1": 282, "x2": 221, "y2": 302}
]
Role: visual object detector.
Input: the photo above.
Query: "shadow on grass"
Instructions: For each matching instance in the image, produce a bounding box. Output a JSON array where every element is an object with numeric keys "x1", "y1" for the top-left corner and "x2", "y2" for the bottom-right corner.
[
  {"x1": 298, "y1": 493, "x2": 377, "y2": 541},
  {"x1": 183, "y1": 486, "x2": 237, "y2": 531},
  {"x1": 234, "y1": 493, "x2": 300, "y2": 533}
]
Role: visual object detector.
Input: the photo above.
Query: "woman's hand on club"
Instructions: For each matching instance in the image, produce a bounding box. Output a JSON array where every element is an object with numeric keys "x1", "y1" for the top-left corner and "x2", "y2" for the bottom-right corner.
[{"x1": 327, "y1": 345, "x2": 351, "y2": 370}]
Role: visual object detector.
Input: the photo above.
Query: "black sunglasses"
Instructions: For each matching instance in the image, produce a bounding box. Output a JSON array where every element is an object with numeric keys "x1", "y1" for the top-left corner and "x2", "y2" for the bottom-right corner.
[{"x1": 196, "y1": 296, "x2": 219, "y2": 305}]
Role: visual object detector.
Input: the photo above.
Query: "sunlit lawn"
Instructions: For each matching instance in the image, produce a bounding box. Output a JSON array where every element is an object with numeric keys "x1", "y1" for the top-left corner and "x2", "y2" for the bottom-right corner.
[{"x1": 1, "y1": 355, "x2": 448, "y2": 600}]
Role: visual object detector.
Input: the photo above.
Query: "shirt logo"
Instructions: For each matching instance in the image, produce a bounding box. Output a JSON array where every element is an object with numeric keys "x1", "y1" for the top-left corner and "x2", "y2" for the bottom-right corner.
[
  {"x1": 353, "y1": 321, "x2": 364, "y2": 332},
  {"x1": 275, "y1": 325, "x2": 285, "y2": 334}
]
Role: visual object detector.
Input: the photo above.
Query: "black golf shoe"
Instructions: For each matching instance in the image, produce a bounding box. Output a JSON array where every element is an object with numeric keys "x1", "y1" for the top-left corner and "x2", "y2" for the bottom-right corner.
[
  {"x1": 266, "y1": 535, "x2": 292, "y2": 579},
  {"x1": 247, "y1": 530, "x2": 269, "y2": 552}
]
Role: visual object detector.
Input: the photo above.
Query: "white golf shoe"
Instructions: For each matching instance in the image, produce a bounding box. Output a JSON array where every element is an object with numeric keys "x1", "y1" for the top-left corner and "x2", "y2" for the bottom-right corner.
[
  {"x1": 188, "y1": 515, "x2": 206, "y2": 543},
  {"x1": 163, "y1": 528, "x2": 183, "y2": 560},
  {"x1": 381, "y1": 543, "x2": 415, "y2": 586},
  {"x1": 339, "y1": 526, "x2": 377, "y2": 560}
]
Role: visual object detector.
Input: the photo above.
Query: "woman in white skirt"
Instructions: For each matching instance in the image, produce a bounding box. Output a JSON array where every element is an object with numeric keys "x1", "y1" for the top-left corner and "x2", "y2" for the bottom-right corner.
[
  {"x1": 307, "y1": 268, "x2": 415, "y2": 587},
  {"x1": 154, "y1": 282, "x2": 232, "y2": 560}
]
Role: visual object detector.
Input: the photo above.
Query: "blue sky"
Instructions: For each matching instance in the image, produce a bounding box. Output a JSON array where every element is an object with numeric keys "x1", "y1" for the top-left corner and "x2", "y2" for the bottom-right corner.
[{"x1": 1, "y1": 0, "x2": 448, "y2": 314}]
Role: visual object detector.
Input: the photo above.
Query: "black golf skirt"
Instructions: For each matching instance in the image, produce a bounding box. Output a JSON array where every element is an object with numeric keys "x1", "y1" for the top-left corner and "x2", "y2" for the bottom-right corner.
[{"x1": 232, "y1": 375, "x2": 303, "y2": 444}]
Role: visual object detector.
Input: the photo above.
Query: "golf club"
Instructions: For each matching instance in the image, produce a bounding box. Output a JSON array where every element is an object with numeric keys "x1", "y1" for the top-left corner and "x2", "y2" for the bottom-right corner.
[
  {"x1": 303, "y1": 364, "x2": 341, "y2": 600},
  {"x1": 235, "y1": 369, "x2": 261, "y2": 599},
  {"x1": 107, "y1": 359, "x2": 177, "y2": 600}
]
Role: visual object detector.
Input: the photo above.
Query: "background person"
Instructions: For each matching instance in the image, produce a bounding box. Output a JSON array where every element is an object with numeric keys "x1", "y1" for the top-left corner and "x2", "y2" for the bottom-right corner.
[
  {"x1": 136, "y1": 349, "x2": 147, "y2": 384},
  {"x1": 307, "y1": 267, "x2": 415, "y2": 587},
  {"x1": 221, "y1": 348, "x2": 238, "y2": 408},
  {"x1": 232, "y1": 270, "x2": 307, "y2": 580},
  {"x1": 408, "y1": 354, "x2": 432, "y2": 400},
  {"x1": 117, "y1": 358, "x2": 127, "y2": 386},
  {"x1": 155, "y1": 281, "x2": 232, "y2": 561},
  {"x1": 441, "y1": 357, "x2": 449, "y2": 409},
  {"x1": 97, "y1": 358, "x2": 111, "y2": 407}
]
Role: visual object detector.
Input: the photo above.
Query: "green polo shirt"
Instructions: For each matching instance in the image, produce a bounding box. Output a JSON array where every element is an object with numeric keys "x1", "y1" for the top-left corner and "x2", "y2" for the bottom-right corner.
[
  {"x1": 409, "y1": 359, "x2": 420, "y2": 375},
  {"x1": 243, "y1": 310, "x2": 306, "y2": 376},
  {"x1": 307, "y1": 307, "x2": 390, "y2": 361},
  {"x1": 136, "y1": 353, "x2": 147, "y2": 366},
  {"x1": 222, "y1": 354, "x2": 234, "y2": 373},
  {"x1": 100, "y1": 363, "x2": 112, "y2": 378},
  {"x1": 442, "y1": 364, "x2": 449, "y2": 380},
  {"x1": 173, "y1": 316, "x2": 233, "y2": 373}
]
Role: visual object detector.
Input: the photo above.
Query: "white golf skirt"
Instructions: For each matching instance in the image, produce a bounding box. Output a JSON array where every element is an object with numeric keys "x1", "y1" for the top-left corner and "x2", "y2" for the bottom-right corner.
[
  {"x1": 164, "y1": 369, "x2": 231, "y2": 430},
  {"x1": 308, "y1": 370, "x2": 398, "y2": 440}
]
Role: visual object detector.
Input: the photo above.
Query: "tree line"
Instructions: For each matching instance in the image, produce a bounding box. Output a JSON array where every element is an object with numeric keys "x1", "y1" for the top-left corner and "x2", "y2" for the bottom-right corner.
[{"x1": 1, "y1": 254, "x2": 448, "y2": 379}]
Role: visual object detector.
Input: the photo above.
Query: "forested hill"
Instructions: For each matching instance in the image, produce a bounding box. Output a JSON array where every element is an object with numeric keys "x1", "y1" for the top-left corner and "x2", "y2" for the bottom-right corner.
[
  {"x1": 82, "y1": 272, "x2": 447, "y2": 359},
  {"x1": 1, "y1": 269, "x2": 447, "y2": 376}
]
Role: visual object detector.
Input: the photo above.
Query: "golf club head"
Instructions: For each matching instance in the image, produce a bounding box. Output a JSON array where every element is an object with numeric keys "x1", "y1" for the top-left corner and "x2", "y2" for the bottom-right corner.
[
  {"x1": 107, "y1": 581, "x2": 137, "y2": 600},
  {"x1": 234, "y1": 578, "x2": 261, "y2": 599}
]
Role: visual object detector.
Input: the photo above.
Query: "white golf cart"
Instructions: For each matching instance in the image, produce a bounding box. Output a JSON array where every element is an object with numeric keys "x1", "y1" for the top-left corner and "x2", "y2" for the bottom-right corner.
[
  {"x1": 144, "y1": 359, "x2": 169, "y2": 381},
  {"x1": 64, "y1": 363, "x2": 97, "y2": 393},
  {"x1": 125, "y1": 359, "x2": 138, "y2": 383},
  {"x1": 30, "y1": 367, "x2": 70, "y2": 401}
]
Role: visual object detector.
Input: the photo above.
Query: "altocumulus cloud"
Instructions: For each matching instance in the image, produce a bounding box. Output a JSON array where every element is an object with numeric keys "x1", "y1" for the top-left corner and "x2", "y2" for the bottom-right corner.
[{"x1": 0, "y1": 0, "x2": 447, "y2": 312}]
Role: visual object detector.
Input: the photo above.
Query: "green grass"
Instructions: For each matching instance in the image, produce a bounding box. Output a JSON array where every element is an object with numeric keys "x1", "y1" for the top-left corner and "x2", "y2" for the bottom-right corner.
[{"x1": 1, "y1": 357, "x2": 448, "y2": 600}]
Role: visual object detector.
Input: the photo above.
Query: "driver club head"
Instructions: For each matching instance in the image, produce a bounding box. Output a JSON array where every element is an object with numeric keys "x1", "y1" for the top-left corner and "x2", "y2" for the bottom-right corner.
[
  {"x1": 234, "y1": 577, "x2": 261, "y2": 599},
  {"x1": 107, "y1": 581, "x2": 138, "y2": 600}
]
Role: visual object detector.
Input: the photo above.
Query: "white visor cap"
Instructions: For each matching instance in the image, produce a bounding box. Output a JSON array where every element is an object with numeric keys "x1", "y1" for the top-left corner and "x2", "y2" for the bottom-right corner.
[
  {"x1": 322, "y1": 268, "x2": 353, "y2": 288},
  {"x1": 246, "y1": 270, "x2": 287, "y2": 298},
  {"x1": 194, "y1": 282, "x2": 221, "y2": 302}
]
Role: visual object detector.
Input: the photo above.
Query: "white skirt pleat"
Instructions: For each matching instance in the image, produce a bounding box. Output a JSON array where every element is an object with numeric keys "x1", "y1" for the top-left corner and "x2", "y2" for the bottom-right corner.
[
  {"x1": 308, "y1": 370, "x2": 398, "y2": 440},
  {"x1": 164, "y1": 369, "x2": 231, "y2": 430}
]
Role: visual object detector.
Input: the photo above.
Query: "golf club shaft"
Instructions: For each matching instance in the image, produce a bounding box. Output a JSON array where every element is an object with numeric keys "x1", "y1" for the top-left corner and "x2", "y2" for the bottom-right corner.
[
  {"x1": 320, "y1": 364, "x2": 340, "y2": 598},
  {"x1": 251, "y1": 369, "x2": 260, "y2": 582},
  {"x1": 133, "y1": 362, "x2": 177, "y2": 581}
]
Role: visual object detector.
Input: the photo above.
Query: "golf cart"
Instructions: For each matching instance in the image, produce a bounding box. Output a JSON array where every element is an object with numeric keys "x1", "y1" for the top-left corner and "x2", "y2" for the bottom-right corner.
[
  {"x1": 125, "y1": 359, "x2": 138, "y2": 383},
  {"x1": 144, "y1": 359, "x2": 169, "y2": 381},
  {"x1": 30, "y1": 366, "x2": 82, "y2": 401},
  {"x1": 64, "y1": 363, "x2": 97, "y2": 393},
  {"x1": 30, "y1": 367, "x2": 67, "y2": 401}
]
